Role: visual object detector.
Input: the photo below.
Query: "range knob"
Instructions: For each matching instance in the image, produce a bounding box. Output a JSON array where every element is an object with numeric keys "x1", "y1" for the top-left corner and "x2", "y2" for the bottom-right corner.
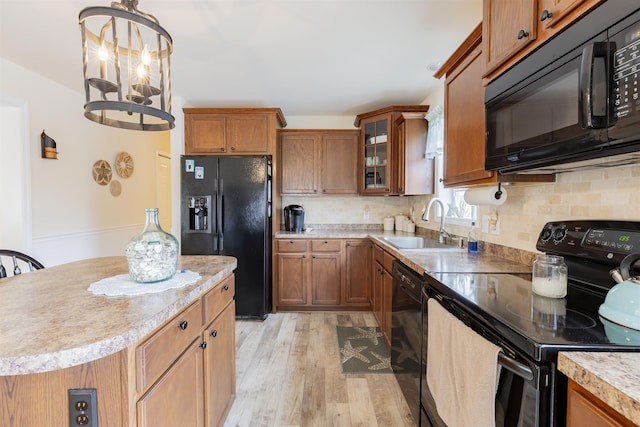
[
  {"x1": 539, "y1": 224, "x2": 554, "y2": 242},
  {"x1": 552, "y1": 225, "x2": 567, "y2": 243}
]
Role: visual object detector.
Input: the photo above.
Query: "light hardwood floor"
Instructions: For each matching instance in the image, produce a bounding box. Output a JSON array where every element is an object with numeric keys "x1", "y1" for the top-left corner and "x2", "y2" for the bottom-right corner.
[{"x1": 224, "y1": 312, "x2": 416, "y2": 427}]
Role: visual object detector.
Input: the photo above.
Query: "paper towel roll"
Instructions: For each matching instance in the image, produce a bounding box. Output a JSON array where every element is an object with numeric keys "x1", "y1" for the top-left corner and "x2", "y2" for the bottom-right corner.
[{"x1": 463, "y1": 185, "x2": 508, "y2": 206}]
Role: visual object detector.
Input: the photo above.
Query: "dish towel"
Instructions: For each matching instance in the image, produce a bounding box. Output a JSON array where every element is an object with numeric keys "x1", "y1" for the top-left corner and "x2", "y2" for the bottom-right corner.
[
  {"x1": 426, "y1": 298, "x2": 502, "y2": 427},
  {"x1": 88, "y1": 270, "x2": 201, "y2": 296}
]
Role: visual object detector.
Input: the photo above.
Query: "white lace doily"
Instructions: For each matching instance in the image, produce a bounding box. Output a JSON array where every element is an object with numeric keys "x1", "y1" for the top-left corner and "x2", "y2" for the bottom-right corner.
[{"x1": 88, "y1": 270, "x2": 201, "y2": 296}]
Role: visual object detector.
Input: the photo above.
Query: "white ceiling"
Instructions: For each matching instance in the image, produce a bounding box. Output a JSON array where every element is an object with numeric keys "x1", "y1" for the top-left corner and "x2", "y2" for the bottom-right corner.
[{"x1": 0, "y1": 0, "x2": 482, "y2": 117}]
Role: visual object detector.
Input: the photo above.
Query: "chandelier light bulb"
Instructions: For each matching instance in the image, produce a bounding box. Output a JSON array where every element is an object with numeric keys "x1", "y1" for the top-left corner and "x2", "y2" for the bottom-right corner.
[
  {"x1": 98, "y1": 42, "x2": 109, "y2": 62},
  {"x1": 141, "y1": 45, "x2": 151, "y2": 65}
]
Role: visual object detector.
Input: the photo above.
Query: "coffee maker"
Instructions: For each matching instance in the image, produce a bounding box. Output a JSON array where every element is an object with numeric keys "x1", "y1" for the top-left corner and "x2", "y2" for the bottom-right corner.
[{"x1": 284, "y1": 204, "x2": 305, "y2": 232}]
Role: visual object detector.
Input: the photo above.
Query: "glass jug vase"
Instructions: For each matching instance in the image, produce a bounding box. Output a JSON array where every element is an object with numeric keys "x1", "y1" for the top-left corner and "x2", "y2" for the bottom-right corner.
[{"x1": 126, "y1": 208, "x2": 179, "y2": 283}]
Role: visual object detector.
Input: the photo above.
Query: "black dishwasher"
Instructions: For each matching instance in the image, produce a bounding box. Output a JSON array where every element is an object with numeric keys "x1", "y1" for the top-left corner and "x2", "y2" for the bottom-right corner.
[{"x1": 391, "y1": 260, "x2": 423, "y2": 426}]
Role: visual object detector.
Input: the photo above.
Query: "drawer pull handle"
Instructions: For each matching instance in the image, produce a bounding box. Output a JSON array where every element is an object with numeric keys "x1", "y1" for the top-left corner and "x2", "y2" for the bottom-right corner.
[
  {"x1": 200, "y1": 341, "x2": 207, "y2": 349},
  {"x1": 210, "y1": 330, "x2": 218, "y2": 338},
  {"x1": 178, "y1": 321, "x2": 188, "y2": 330},
  {"x1": 223, "y1": 284, "x2": 229, "y2": 291},
  {"x1": 517, "y1": 29, "x2": 529, "y2": 40},
  {"x1": 539, "y1": 9, "x2": 552, "y2": 21}
]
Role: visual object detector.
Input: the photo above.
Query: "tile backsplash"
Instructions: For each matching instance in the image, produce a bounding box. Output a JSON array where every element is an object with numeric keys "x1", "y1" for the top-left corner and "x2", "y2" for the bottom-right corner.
[{"x1": 281, "y1": 162, "x2": 640, "y2": 254}]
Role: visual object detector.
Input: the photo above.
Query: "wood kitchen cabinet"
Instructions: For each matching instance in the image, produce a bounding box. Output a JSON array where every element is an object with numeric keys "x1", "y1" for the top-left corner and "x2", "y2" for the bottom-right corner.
[
  {"x1": 203, "y1": 302, "x2": 236, "y2": 427},
  {"x1": 436, "y1": 24, "x2": 554, "y2": 187},
  {"x1": 275, "y1": 238, "x2": 372, "y2": 310},
  {"x1": 345, "y1": 240, "x2": 373, "y2": 307},
  {"x1": 184, "y1": 108, "x2": 286, "y2": 155},
  {"x1": 482, "y1": 0, "x2": 603, "y2": 82},
  {"x1": 566, "y1": 379, "x2": 635, "y2": 427},
  {"x1": 482, "y1": 0, "x2": 537, "y2": 77},
  {"x1": 137, "y1": 274, "x2": 236, "y2": 427},
  {"x1": 310, "y1": 240, "x2": 342, "y2": 306},
  {"x1": 354, "y1": 106, "x2": 434, "y2": 195},
  {"x1": 372, "y1": 244, "x2": 395, "y2": 346},
  {"x1": 279, "y1": 130, "x2": 359, "y2": 195}
]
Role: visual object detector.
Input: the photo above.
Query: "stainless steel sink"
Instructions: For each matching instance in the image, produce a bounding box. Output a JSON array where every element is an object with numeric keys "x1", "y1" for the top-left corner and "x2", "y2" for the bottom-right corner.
[{"x1": 381, "y1": 236, "x2": 458, "y2": 250}]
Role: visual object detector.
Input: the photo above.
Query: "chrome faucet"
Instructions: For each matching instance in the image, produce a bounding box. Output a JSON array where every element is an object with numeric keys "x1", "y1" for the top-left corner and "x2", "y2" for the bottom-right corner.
[{"x1": 422, "y1": 197, "x2": 450, "y2": 244}]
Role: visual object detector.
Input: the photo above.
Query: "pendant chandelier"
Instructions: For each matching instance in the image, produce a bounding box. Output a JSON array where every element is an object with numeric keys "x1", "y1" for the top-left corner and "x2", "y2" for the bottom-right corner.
[{"x1": 79, "y1": 0, "x2": 174, "y2": 131}]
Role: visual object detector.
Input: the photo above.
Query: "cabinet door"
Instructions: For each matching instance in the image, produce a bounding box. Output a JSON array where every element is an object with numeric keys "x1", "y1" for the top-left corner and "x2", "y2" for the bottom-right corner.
[
  {"x1": 483, "y1": 0, "x2": 537, "y2": 76},
  {"x1": 567, "y1": 379, "x2": 634, "y2": 427},
  {"x1": 310, "y1": 253, "x2": 341, "y2": 305},
  {"x1": 137, "y1": 339, "x2": 204, "y2": 427},
  {"x1": 538, "y1": 0, "x2": 587, "y2": 30},
  {"x1": 361, "y1": 114, "x2": 392, "y2": 194},
  {"x1": 280, "y1": 134, "x2": 319, "y2": 194},
  {"x1": 227, "y1": 114, "x2": 269, "y2": 153},
  {"x1": 185, "y1": 114, "x2": 226, "y2": 154},
  {"x1": 345, "y1": 240, "x2": 372, "y2": 306},
  {"x1": 277, "y1": 253, "x2": 308, "y2": 305},
  {"x1": 382, "y1": 268, "x2": 393, "y2": 346},
  {"x1": 396, "y1": 114, "x2": 434, "y2": 195},
  {"x1": 204, "y1": 302, "x2": 236, "y2": 427},
  {"x1": 444, "y1": 43, "x2": 494, "y2": 186},
  {"x1": 373, "y1": 261, "x2": 384, "y2": 328},
  {"x1": 320, "y1": 133, "x2": 359, "y2": 194}
]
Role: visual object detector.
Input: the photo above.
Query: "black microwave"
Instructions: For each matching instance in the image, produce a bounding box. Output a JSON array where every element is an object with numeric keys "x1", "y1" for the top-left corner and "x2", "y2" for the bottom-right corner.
[{"x1": 485, "y1": 3, "x2": 640, "y2": 174}]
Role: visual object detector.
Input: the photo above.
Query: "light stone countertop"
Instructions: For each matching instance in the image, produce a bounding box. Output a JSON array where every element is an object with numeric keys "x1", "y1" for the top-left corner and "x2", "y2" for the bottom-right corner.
[
  {"x1": 0, "y1": 255, "x2": 237, "y2": 376},
  {"x1": 558, "y1": 352, "x2": 640, "y2": 425},
  {"x1": 276, "y1": 228, "x2": 533, "y2": 275}
]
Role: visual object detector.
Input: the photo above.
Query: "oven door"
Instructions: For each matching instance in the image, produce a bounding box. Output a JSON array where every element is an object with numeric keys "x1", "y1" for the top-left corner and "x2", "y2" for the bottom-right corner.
[{"x1": 421, "y1": 286, "x2": 552, "y2": 427}]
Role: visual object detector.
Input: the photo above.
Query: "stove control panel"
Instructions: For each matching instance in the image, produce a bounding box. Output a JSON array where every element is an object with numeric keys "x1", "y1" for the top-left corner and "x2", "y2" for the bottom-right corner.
[{"x1": 536, "y1": 220, "x2": 640, "y2": 265}]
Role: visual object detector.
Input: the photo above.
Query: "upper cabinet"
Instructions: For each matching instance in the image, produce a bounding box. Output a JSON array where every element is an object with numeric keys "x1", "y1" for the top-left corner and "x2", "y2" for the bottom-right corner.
[
  {"x1": 436, "y1": 24, "x2": 554, "y2": 187},
  {"x1": 482, "y1": 0, "x2": 603, "y2": 82},
  {"x1": 354, "y1": 106, "x2": 434, "y2": 196},
  {"x1": 483, "y1": 0, "x2": 537, "y2": 77},
  {"x1": 184, "y1": 108, "x2": 286, "y2": 155},
  {"x1": 279, "y1": 130, "x2": 359, "y2": 195}
]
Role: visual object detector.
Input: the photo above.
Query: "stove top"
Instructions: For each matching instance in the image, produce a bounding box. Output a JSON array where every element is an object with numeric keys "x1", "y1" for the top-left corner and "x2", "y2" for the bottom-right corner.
[
  {"x1": 425, "y1": 220, "x2": 640, "y2": 362},
  {"x1": 429, "y1": 272, "x2": 640, "y2": 361}
]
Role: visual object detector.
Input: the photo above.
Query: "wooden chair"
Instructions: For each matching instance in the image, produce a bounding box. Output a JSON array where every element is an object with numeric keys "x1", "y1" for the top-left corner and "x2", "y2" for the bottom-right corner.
[{"x1": 0, "y1": 250, "x2": 44, "y2": 278}]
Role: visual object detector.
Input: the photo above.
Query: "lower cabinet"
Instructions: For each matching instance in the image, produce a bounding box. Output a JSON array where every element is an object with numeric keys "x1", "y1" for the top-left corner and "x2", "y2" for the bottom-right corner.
[
  {"x1": 566, "y1": 379, "x2": 634, "y2": 427},
  {"x1": 137, "y1": 339, "x2": 205, "y2": 427},
  {"x1": 372, "y1": 244, "x2": 395, "y2": 345},
  {"x1": 137, "y1": 274, "x2": 236, "y2": 427},
  {"x1": 275, "y1": 238, "x2": 372, "y2": 310}
]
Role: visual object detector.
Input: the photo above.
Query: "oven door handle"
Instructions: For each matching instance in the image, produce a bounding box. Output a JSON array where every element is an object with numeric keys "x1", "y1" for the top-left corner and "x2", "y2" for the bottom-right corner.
[{"x1": 498, "y1": 352, "x2": 534, "y2": 381}]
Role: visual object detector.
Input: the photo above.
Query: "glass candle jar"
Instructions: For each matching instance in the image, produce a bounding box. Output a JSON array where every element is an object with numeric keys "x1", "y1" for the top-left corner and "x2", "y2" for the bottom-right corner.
[
  {"x1": 532, "y1": 254, "x2": 568, "y2": 298},
  {"x1": 126, "y1": 208, "x2": 179, "y2": 283}
]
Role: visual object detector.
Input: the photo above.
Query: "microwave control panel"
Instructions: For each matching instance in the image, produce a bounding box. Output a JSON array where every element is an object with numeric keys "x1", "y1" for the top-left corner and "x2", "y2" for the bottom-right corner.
[{"x1": 613, "y1": 22, "x2": 640, "y2": 118}]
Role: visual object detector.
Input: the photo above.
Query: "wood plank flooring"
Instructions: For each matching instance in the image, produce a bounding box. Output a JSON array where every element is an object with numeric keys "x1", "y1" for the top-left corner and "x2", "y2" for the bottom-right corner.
[{"x1": 224, "y1": 312, "x2": 415, "y2": 427}]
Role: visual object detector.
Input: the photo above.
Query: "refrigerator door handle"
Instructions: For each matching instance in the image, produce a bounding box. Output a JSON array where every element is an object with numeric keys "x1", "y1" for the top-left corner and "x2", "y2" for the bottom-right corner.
[
  {"x1": 218, "y1": 178, "x2": 224, "y2": 251},
  {"x1": 212, "y1": 178, "x2": 218, "y2": 252}
]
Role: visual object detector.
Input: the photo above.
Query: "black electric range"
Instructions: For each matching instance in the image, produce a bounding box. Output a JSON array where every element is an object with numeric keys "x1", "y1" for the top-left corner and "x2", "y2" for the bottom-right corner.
[
  {"x1": 427, "y1": 220, "x2": 640, "y2": 362},
  {"x1": 418, "y1": 220, "x2": 640, "y2": 427}
]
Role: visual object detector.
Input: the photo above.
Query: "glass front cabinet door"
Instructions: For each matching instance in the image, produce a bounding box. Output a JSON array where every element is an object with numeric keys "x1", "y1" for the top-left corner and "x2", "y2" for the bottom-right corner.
[
  {"x1": 362, "y1": 114, "x2": 391, "y2": 194},
  {"x1": 355, "y1": 105, "x2": 432, "y2": 196}
]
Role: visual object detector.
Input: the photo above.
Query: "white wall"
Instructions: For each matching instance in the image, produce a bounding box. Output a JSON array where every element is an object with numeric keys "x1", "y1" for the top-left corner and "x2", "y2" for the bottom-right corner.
[{"x1": 0, "y1": 58, "x2": 170, "y2": 266}]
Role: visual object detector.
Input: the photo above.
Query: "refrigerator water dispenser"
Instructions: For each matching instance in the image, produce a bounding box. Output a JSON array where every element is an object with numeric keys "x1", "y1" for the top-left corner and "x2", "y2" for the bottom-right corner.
[{"x1": 187, "y1": 196, "x2": 211, "y2": 233}]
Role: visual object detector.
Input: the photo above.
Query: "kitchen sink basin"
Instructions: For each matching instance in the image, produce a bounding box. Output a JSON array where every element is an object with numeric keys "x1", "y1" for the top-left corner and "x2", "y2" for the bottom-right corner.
[{"x1": 381, "y1": 236, "x2": 459, "y2": 250}]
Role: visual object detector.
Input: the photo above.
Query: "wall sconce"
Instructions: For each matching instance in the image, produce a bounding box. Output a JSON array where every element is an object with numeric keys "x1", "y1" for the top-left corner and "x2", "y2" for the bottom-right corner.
[
  {"x1": 41, "y1": 131, "x2": 58, "y2": 159},
  {"x1": 78, "y1": 0, "x2": 174, "y2": 131}
]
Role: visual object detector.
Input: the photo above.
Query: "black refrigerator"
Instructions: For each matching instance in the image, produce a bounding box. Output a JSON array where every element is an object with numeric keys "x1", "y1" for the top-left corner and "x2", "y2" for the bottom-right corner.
[{"x1": 180, "y1": 155, "x2": 272, "y2": 319}]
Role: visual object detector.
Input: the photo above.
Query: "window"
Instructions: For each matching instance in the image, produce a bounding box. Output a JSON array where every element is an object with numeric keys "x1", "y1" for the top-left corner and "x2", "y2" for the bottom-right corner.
[{"x1": 425, "y1": 106, "x2": 477, "y2": 226}]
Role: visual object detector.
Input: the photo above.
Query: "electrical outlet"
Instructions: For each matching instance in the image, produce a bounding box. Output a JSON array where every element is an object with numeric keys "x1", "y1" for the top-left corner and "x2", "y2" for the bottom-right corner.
[
  {"x1": 363, "y1": 207, "x2": 370, "y2": 220},
  {"x1": 490, "y1": 215, "x2": 501, "y2": 235},
  {"x1": 69, "y1": 389, "x2": 97, "y2": 427}
]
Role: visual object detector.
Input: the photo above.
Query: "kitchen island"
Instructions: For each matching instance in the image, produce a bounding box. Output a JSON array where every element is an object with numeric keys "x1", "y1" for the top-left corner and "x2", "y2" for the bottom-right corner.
[{"x1": 1, "y1": 255, "x2": 237, "y2": 427}]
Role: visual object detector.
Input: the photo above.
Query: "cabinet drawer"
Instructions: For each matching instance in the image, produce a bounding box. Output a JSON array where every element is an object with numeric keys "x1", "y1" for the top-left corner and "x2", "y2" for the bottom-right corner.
[
  {"x1": 277, "y1": 239, "x2": 308, "y2": 252},
  {"x1": 311, "y1": 239, "x2": 341, "y2": 252},
  {"x1": 374, "y1": 244, "x2": 384, "y2": 265},
  {"x1": 136, "y1": 299, "x2": 202, "y2": 392},
  {"x1": 383, "y1": 251, "x2": 396, "y2": 273},
  {"x1": 203, "y1": 275, "x2": 235, "y2": 326}
]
